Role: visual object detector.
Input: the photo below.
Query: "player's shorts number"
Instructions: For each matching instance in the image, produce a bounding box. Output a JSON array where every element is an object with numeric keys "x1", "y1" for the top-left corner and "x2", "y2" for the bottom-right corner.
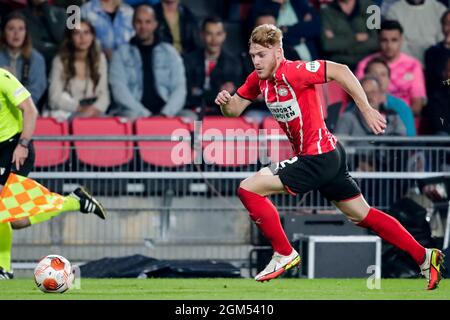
[{"x1": 278, "y1": 156, "x2": 298, "y2": 169}]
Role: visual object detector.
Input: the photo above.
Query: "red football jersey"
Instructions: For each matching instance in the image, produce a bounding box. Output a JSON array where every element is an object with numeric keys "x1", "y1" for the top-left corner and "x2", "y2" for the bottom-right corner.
[{"x1": 237, "y1": 59, "x2": 337, "y2": 156}]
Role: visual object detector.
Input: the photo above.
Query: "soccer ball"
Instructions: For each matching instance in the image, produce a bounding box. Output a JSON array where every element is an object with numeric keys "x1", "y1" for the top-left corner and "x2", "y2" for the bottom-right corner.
[{"x1": 34, "y1": 255, "x2": 74, "y2": 293}]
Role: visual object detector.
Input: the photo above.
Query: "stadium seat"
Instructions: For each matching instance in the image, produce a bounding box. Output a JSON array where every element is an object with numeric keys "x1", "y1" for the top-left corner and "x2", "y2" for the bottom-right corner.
[
  {"x1": 315, "y1": 81, "x2": 350, "y2": 132},
  {"x1": 33, "y1": 117, "x2": 70, "y2": 168},
  {"x1": 71, "y1": 117, "x2": 133, "y2": 168},
  {"x1": 261, "y1": 117, "x2": 295, "y2": 164},
  {"x1": 202, "y1": 116, "x2": 259, "y2": 167},
  {"x1": 315, "y1": 83, "x2": 327, "y2": 118},
  {"x1": 324, "y1": 80, "x2": 349, "y2": 111},
  {"x1": 135, "y1": 117, "x2": 193, "y2": 167},
  {"x1": 325, "y1": 102, "x2": 343, "y2": 133},
  {"x1": 135, "y1": 117, "x2": 195, "y2": 198},
  {"x1": 315, "y1": 81, "x2": 349, "y2": 120}
]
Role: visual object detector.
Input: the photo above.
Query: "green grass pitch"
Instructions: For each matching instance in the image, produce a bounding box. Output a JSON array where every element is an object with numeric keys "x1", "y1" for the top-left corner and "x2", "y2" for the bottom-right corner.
[{"x1": 0, "y1": 278, "x2": 448, "y2": 300}]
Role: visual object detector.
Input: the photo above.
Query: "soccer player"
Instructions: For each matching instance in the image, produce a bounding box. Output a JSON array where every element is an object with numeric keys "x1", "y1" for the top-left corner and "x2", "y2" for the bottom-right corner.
[
  {"x1": 214, "y1": 24, "x2": 444, "y2": 290},
  {"x1": 0, "y1": 68, "x2": 106, "y2": 280}
]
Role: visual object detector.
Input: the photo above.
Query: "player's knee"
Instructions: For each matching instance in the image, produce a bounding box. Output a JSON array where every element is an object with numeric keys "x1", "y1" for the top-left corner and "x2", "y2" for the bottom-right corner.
[
  {"x1": 238, "y1": 178, "x2": 254, "y2": 193},
  {"x1": 342, "y1": 209, "x2": 368, "y2": 225},
  {"x1": 349, "y1": 215, "x2": 364, "y2": 224},
  {"x1": 237, "y1": 184, "x2": 245, "y2": 199},
  {"x1": 11, "y1": 218, "x2": 31, "y2": 230},
  {"x1": 237, "y1": 184, "x2": 251, "y2": 199},
  {"x1": 237, "y1": 179, "x2": 263, "y2": 199}
]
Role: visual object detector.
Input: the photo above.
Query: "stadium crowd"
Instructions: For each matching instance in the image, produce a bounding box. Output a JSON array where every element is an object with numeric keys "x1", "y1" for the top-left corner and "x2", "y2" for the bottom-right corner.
[{"x1": 0, "y1": 0, "x2": 449, "y2": 137}]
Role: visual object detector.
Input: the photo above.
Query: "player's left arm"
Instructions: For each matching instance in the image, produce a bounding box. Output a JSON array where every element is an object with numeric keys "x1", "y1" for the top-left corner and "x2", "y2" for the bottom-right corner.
[{"x1": 325, "y1": 61, "x2": 387, "y2": 135}]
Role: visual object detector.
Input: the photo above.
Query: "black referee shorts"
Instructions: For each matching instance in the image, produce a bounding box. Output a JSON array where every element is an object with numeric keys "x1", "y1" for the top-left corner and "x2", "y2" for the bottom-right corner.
[
  {"x1": 0, "y1": 133, "x2": 35, "y2": 186},
  {"x1": 269, "y1": 141, "x2": 361, "y2": 202}
]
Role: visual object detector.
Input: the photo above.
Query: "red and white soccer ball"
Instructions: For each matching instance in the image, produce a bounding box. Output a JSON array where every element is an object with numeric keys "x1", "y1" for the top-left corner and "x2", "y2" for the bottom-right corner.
[{"x1": 34, "y1": 255, "x2": 74, "y2": 293}]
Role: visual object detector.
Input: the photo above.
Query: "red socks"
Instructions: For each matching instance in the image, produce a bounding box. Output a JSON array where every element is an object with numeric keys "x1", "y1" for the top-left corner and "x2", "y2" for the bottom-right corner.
[
  {"x1": 237, "y1": 187, "x2": 292, "y2": 256},
  {"x1": 237, "y1": 187, "x2": 425, "y2": 265},
  {"x1": 358, "y1": 207, "x2": 426, "y2": 265}
]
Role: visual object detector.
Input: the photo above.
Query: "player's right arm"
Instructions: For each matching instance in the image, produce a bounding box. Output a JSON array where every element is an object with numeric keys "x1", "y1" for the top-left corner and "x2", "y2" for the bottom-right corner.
[
  {"x1": 215, "y1": 91, "x2": 252, "y2": 117},
  {"x1": 215, "y1": 70, "x2": 261, "y2": 117}
]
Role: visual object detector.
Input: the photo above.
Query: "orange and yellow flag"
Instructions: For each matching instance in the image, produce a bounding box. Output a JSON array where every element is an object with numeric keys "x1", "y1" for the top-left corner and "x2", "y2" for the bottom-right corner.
[{"x1": 0, "y1": 173, "x2": 65, "y2": 223}]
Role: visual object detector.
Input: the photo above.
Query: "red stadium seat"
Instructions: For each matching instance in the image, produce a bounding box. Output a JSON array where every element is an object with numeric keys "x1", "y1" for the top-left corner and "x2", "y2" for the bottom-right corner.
[
  {"x1": 315, "y1": 81, "x2": 350, "y2": 132},
  {"x1": 135, "y1": 117, "x2": 193, "y2": 167},
  {"x1": 261, "y1": 117, "x2": 295, "y2": 163},
  {"x1": 72, "y1": 117, "x2": 133, "y2": 167},
  {"x1": 315, "y1": 84, "x2": 327, "y2": 118},
  {"x1": 33, "y1": 117, "x2": 70, "y2": 168},
  {"x1": 324, "y1": 80, "x2": 349, "y2": 111},
  {"x1": 202, "y1": 116, "x2": 259, "y2": 167}
]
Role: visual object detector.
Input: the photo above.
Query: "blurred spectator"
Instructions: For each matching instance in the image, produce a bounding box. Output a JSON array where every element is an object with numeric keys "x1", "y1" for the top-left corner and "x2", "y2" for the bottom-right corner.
[
  {"x1": 81, "y1": 0, "x2": 134, "y2": 60},
  {"x1": 425, "y1": 10, "x2": 450, "y2": 98},
  {"x1": 355, "y1": 20, "x2": 426, "y2": 116},
  {"x1": 250, "y1": 0, "x2": 321, "y2": 61},
  {"x1": 47, "y1": 20, "x2": 110, "y2": 120},
  {"x1": 320, "y1": 0, "x2": 378, "y2": 71},
  {"x1": 20, "y1": 0, "x2": 66, "y2": 70},
  {"x1": 336, "y1": 74, "x2": 407, "y2": 202},
  {"x1": 125, "y1": 0, "x2": 160, "y2": 7},
  {"x1": 184, "y1": 17, "x2": 242, "y2": 117},
  {"x1": 424, "y1": 57, "x2": 450, "y2": 135},
  {"x1": 154, "y1": 0, "x2": 200, "y2": 55},
  {"x1": 0, "y1": 12, "x2": 46, "y2": 106},
  {"x1": 310, "y1": 0, "x2": 340, "y2": 9},
  {"x1": 335, "y1": 77, "x2": 406, "y2": 172},
  {"x1": 335, "y1": 76, "x2": 406, "y2": 137},
  {"x1": 109, "y1": 4, "x2": 186, "y2": 118},
  {"x1": 0, "y1": 0, "x2": 26, "y2": 21},
  {"x1": 224, "y1": 0, "x2": 253, "y2": 22},
  {"x1": 363, "y1": 57, "x2": 416, "y2": 136},
  {"x1": 385, "y1": 0, "x2": 446, "y2": 63},
  {"x1": 52, "y1": 0, "x2": 87, "y2": 8},
  {"x1": 241, "y1": 13, "x2": 300, "y2": 76},
  {"x1": 381, "y1": 0, "x2": 399, "y2": 16},
  {"x1": 0, "y1": 0, "x2": 26, "y2": 7},
  {"x1": 381, "y1": 0, "x2": 447, "y2": 18}
]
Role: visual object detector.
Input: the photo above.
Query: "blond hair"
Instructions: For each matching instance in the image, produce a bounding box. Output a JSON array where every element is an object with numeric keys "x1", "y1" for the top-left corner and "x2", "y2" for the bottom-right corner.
[{"x1": 249, "y1": 24, "x2": 283, "y2": 48}]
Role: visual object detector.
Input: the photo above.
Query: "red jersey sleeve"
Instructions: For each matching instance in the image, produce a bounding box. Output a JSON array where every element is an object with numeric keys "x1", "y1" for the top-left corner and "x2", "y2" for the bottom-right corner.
[
  {"x1": 236, "y1": 71, "x2": 261, "y2": 101},
  {"x1": 288, "y1": 60, "x2": 327, "y2": 87}
]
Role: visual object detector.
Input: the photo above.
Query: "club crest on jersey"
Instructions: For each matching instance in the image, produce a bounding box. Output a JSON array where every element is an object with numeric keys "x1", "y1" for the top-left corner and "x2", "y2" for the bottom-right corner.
[
  {"x1": 305, "y1": 61, "x2": 320, "y2": 73},
  {"x1": 278, "y1": 87, "x2": 289, "y2": 97}
]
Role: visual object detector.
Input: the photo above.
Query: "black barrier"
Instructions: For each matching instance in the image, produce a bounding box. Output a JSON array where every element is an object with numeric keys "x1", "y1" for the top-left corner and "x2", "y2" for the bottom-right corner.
[{"x1": 80, "y1": 254, "x2": 241, "y2": 278}]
